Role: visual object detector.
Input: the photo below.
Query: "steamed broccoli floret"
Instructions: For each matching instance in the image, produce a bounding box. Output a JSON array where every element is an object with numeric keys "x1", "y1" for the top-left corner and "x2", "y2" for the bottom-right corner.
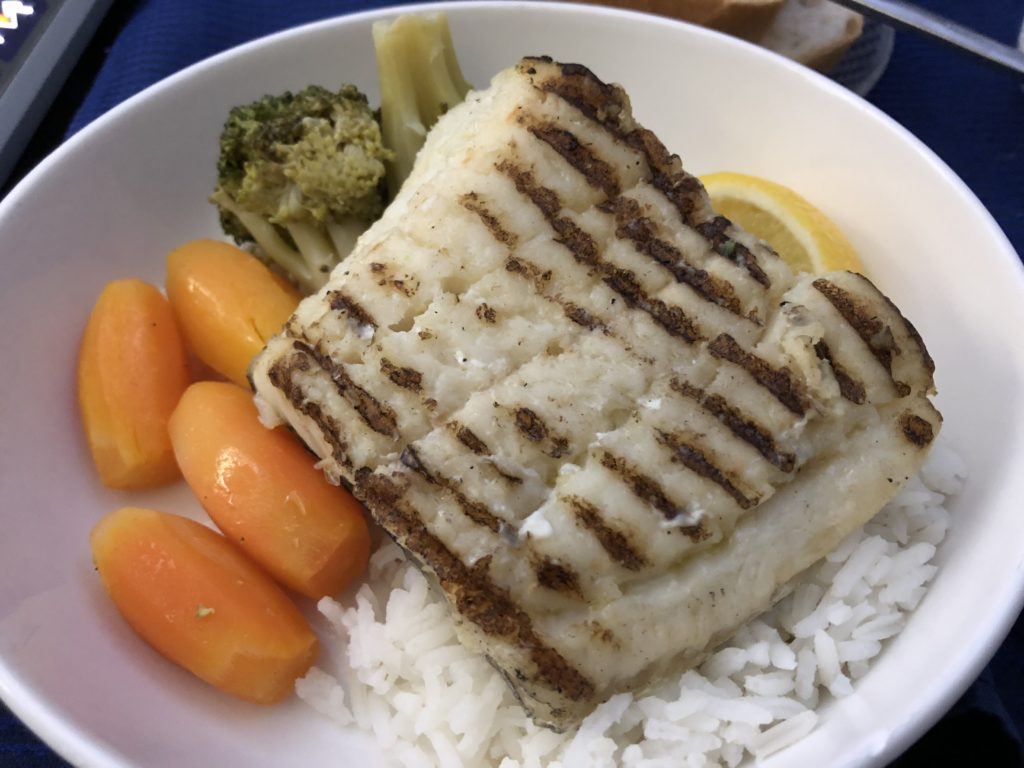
[
  {"x1": 373, "y1": 13, "x2": 472, "y2": 197},
  {"x1": 210, "y1": 84, "x2": 393, "y2": 294},
  {"x1": 209, "y1": 15, "x2": 470, "y2": 291}
]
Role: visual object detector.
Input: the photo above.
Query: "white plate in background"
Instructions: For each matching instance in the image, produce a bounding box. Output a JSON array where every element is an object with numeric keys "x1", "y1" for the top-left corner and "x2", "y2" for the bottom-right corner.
[{"x1": 831, "y1": 19, "x2": 895, "y2": 96}]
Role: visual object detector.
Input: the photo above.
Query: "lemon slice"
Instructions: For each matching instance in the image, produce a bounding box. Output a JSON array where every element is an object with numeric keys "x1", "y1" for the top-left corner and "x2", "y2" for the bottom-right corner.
[{"x1": 700, "y1": 171, "x2": 864, "y2": 275}]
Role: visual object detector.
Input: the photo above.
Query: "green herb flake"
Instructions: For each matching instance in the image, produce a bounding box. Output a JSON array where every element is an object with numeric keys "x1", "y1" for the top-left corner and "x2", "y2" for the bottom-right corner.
[
  {"x1": 719, "y1": 239, "x2": 737, "y2": 259},
  {"x1": 196, "y1": 604, "x2": 215, "y2": 619}
]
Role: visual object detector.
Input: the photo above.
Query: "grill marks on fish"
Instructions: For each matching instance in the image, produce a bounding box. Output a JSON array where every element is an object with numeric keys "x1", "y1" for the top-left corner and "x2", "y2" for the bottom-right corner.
[
  {"x1": 450, "y1": 422, "x2": 525, "y2": 485},
  {"x1": 708, "y1": 334, "x2": 809, "y2": 416},
  {"x1": 436, "y1": 408, "x2": 672, "y2": 577},
  {"x1": 624, "y1": 128, "x2": 707, "y2": 226},
  {"x1": 380, "y1": 358, "x2": 423, "y2": 392},
  {"x1": 669, "y1": 378, "x2": 797, "y2": 473},
  {"x1": 567, "y1": 496, "x2": 649, "y2": 571},
  {"x1": 265, "y1": 351, "x2": 354, "y2": 471},
  {"x1": 875, "y1": 288, "x2": 936, "y2": 380},
  {"x1": 812, "y1": 278, "x2": 912, "y2": 397},
  {"x1": 476, "y1": 302, "x2": 498, "y2": 323},
  {"x1": 523, "y1": 58, "x2": 627, "y2": 133},
  {"x1": 514, "y1": 407, "x2": 549, "y2": 441},
  {"x1": 526, "y1": 121, "x2": 621, "y2": 198},
  {"x1": 460, "y1": 192, "x2": 519, "y2": 248},
  {"x1": 466, "y1": 132, "x2": 731, "y2": 348},
  {"x1": 503, "y1": 255, "x2": 586, "y2": 327},
  {"x1": 521, "y1": 57, "x2": 771, "y2": 288},
  {"x1": 359, "y1": 473, "x2": 595, "y2": 704},
  {"x1": 291, "y1": 339, "x2": 400, "y2": 438},
  {"x1": 514, "y1": 407, "x2": 571, "y2": 458},
  {"x1": 562, "y1": 301, "x2": 604, "y2": 331},
  {"x1": 534, "y1": 557, "x2": 583, "y2": 597},
  {"x1": 814, "y1": 340, "x2": 867, "y2": 404},
  {"x1": 453, "y1": 422, "x2": 490, "y2": 455},
  {"x1": 498, "y1": 159, "x2": 562, "y2": 219},
  {"x1": 695, "y1": 217, "x2": 771, "y2": 288},
  {"x1": 598, "y1": 451, "x2": 707, "y2": 540},
  {"x1": 503, "y1": 256, "x2": 546, "y2": 288},
  {"x1": 899, "y1": 411, "x2": 935, "y2": 447},
  {"x1": 399, "y1": 445, "x2": 503, "y2": 533},
  {"x1": 602, "y1": 269, "x2": 702, "y2": 343},
  {"x1": 461, "y1": 195, "x2": 609, "y2": 334},
  {"x1": 602, "y1": 196, "x2": 744, "y2": 316},
  {"x1": 497, "y1": 159, "x2": 702, "y2": 344},
  {"x1": 655, "y1": 430, "x2": 759, "y2": 510},
  {"x1": 328, "y1": 290, "x2": 377, "y2": 331}
]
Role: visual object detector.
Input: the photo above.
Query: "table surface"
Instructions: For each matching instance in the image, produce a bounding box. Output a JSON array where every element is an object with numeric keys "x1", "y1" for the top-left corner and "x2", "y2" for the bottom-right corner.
[{"x1": 1, "y1": 0, "x2": 1022, "y2": 766}]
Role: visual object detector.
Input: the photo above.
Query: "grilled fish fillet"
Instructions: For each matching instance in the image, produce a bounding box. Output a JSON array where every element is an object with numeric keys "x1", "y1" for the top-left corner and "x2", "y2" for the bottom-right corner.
[{"x1": 250, "y1": 57, "x2": 940, "y2": 730}]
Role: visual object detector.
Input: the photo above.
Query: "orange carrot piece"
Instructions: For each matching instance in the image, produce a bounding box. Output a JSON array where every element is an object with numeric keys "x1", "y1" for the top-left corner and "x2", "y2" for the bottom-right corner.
[
  {"x1": 77, "y1": 279, "x2": 191, "y2": 489},
  {"x1": 169, "y1": 381, "x2": 371, "y2": 599},
  {"x1": 91, "y1": 506, "x2": 319, "y2": 704},
  {"x1": 165, "y1": 240, "x2": 299, "y2": 387}
]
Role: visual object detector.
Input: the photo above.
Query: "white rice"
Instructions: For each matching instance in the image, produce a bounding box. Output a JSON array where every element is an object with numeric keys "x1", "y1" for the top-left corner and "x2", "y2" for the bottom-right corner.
[{"x1": 297, "y1": 439, "x2": 966, "y2": 767}]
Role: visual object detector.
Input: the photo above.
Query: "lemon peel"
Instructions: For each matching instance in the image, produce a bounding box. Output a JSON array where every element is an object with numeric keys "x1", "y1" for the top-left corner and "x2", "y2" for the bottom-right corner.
[{"x1": 701, "y1": 172, "x2": 863, "y2": 275}]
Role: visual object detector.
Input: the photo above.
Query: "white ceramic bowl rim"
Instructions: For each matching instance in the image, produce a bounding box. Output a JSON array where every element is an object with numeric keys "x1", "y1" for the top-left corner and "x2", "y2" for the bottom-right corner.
[{"x1": 1, "y1": 4, "x2": 1022, "y2": 767}]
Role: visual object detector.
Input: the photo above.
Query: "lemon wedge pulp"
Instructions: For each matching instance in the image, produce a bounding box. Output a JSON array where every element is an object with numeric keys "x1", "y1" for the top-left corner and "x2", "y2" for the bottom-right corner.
[{"x1": 700, "y1": 172, "x2": 864, "y2": 275}]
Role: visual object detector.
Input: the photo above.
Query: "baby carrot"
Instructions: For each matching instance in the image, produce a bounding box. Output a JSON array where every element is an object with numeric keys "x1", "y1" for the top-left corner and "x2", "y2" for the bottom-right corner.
[
  {"x1": 77, "y1": 279, "x2": 190, "y2": 489},
  {"x1": 91, "y1": 506, "x2": 319, "y2": 704},
  {"x1": 169, "y1": 381, "x2": 371, "y2": 599},
  {"x1": 165, "y1": 239, "x2": 299, "y2": 387}
]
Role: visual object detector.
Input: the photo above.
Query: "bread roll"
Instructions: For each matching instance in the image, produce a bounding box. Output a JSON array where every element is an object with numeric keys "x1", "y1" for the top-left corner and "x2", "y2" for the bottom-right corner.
[
  {"x1": 759, "y1": 0, "x2": 864, "y2": 72},
  {"x1": 574, "y1": 0, "x2": 785, "y2": 42},
  {"x1": 573, "y1": 0, "x2": 863, "y2": 73}
]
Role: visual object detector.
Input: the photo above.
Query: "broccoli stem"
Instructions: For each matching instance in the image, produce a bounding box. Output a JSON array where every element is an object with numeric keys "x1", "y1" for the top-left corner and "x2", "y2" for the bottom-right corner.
[
  {"x1": 374, "y1": 13, "x2": 471, "y2": 198},
  {"x1": 212, "y1": 189, "x2": 357, "y2": 294},
  {"x1": 326, "y1": 219, "x2": 368, "y2": 262},
  {"x1": 410, "y1": 17, "x2": 471, "y2": 127},
  {"x1": 284, "y1": 221, "x2": 338, "y2": 289},
  {"x1": 210, "y1": 189, "x2": 314, "y2": 289}
]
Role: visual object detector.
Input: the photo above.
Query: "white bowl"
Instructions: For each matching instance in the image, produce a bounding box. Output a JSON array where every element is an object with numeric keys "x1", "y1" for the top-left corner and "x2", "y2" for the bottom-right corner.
[{"x1": 1, "y1": 3, "x2": 1022, "y2": 766}]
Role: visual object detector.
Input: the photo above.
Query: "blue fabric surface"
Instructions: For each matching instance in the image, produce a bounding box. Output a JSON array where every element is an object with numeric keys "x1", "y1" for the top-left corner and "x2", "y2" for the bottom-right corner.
[{"x1": 4, "y1": 0, "x2": 1023, "y2": 765}]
